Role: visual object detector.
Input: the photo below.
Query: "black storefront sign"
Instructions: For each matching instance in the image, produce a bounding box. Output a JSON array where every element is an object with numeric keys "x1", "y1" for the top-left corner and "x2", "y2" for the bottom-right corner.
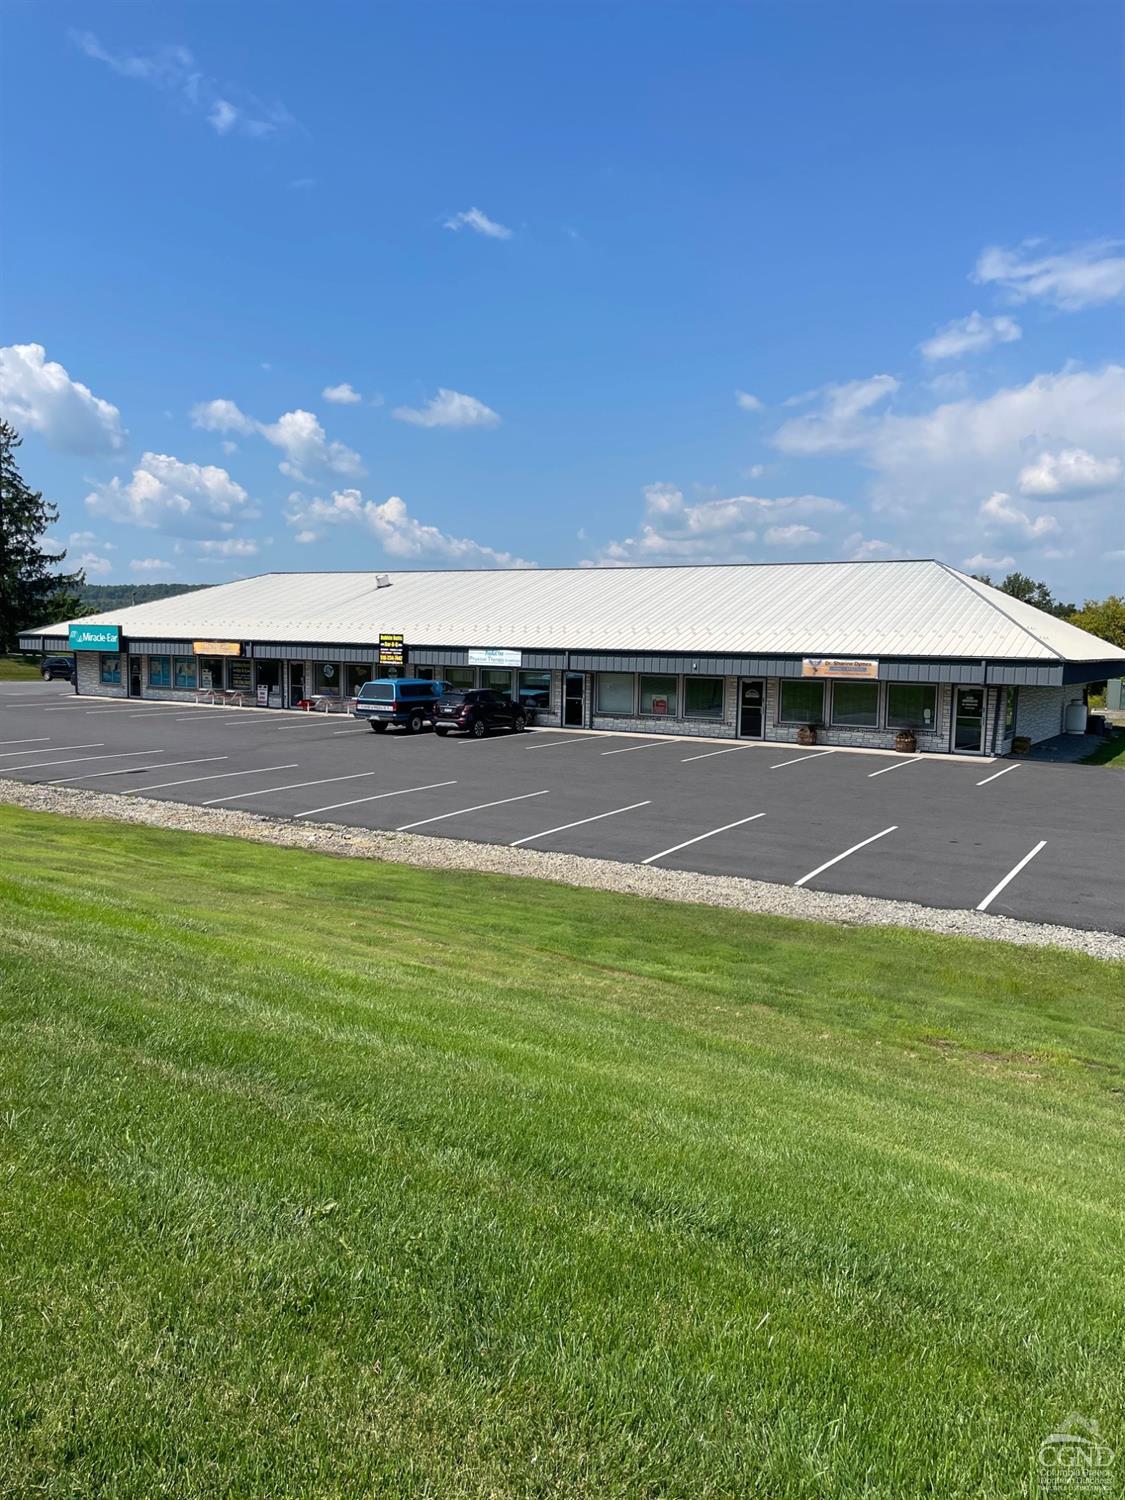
[{"x1": 378, "y1": 633, "x2": 406, "y2": 666}]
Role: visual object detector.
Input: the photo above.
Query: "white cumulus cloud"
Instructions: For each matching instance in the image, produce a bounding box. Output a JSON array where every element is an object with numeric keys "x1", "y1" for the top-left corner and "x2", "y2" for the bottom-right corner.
[
  {"x1": 587, "y1": 484, "x2": 845, "y2": 565},
  {"x1": 322, "y1": 382, "x2": 362, "y2": 404},
  {"x1": 962, "y1": 552, "x2": 1016, "y2": 573},
  {"x1": 71, "y1": 550, "x2": 114, "y2": 578},
  {"x1": 285, "y1": 489, "x2": 533, "y2": 567},
  {"x1": 972, "y1": 239, "x2": 1125, "y2": 310},
  {"x1": 919, "y1": 312, "x2": 1021, "y2": 361},
  {"x1": 193, "y1": 538, "x2": 260, "y2": 558},
  {"x1": 1018, "y1": 448, "x2": 1122, "y2": 498},
  {"x1": 192, "y1": 398, "x2": 364, "y2": 479},
  {"x1": 0, "y1": 343, "x2": 125, "y2": 453},
  {"x1": 443, "y1": 207, "x2": 512, "y2": 240},
  {"x1": 87, "y1": 452, "x2": 258, "y2": 537},
  {"x1": 130, "y1": 557, "x2": 173, "y2": 574},
  {"x1": 979, "y1": 490, "x2": 1060, "y2": 541},
  {"x1": 392, "y1": 388, "x2": 501, "y2": 430},
  {"x1": 735, "y1": 390, "x2": 764, "y2": 411}
]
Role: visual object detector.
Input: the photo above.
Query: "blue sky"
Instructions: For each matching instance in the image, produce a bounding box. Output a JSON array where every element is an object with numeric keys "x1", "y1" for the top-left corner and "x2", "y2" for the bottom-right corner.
[{"x1": 2, "y1": 0, "x2": 1122, "y2": 596}]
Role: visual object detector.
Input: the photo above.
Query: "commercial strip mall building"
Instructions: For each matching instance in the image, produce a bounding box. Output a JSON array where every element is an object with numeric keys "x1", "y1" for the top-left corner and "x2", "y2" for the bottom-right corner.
[{"x1": 21, "y1": 560, "x2": 1125, "y2": 756}]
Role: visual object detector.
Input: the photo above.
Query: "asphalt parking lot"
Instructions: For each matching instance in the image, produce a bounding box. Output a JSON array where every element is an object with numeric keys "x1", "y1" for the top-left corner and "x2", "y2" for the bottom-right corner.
[{"x1": 3, "y1": 681, "x2": 1122, "y2": 935}]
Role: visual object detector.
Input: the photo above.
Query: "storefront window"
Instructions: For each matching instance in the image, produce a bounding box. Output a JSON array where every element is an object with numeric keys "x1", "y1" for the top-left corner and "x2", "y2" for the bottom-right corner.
[
  {"x1": 639, "y1": 675, "x2": 678, "y2": 716},
  {"x1": 684, "y1": 676, "x2": 723, "y2": 719},
  {"x1": 173, "y1": 656, "x2": 197, "y2": 690},
  {"x1": 445, "y1": 667, "x2": 475, "y2": 691},
  {"x1": 481, "y1": 668, "x2": 513, "y2": 694},
  {"x1": 596, "y1": 672, "x2": 634, "y2": 714},
  {"x1": 779, "y1": 679, "x2": 824, "y2": 724},
  {"x1": 256, "y1": 660, "x2": 282, "y2": 692},
  {"x1": 414, "y1": 666, "x2": 436, "y2": 680},
  {"x1": 227, "y1": 658, "x2": 253, "y2": 693},
  {"x1": 99, "y1": 655, "x2": 121, "y2": 685},
  {"x1": 886, "y1": 683, "x2": 937, "y2": 729},
  {"x1": 313, "y1": 661, "x2": 341, "y2": 695},
  {"x1": 518, "y1": 670, "x2": 551, "y2": 709},
  {"x1": 147, "y1": 655, "x2": 171, "y2": 688},
  {"x1": 831, "y1": 681, "x2": 878, "y2": 727},
  {"x1": 198, "y1": 657, "x2": 225, "y2": 690},
  {"x1": 345, "y1": 662, "x2": 373, "y2": 697},
  {"x1": 1004, "y1": 686, "x2": 1018, "y2": 734}
]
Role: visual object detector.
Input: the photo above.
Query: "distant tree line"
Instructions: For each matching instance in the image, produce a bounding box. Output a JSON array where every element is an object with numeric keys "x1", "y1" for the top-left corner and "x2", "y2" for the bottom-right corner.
[{"x1": 73, "y1": 582, "x2": 210, "y2": 614}]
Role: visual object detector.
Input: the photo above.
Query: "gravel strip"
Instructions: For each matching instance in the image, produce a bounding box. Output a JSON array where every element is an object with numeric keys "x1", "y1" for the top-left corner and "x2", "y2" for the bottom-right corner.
[{"x1": 3, "y1": 777, "x2": 1123, "y2": 962}]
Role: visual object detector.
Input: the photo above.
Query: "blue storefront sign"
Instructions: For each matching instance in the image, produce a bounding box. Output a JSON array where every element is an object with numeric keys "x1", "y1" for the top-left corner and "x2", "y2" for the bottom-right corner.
[{"x1": 68, "y1": 623, "x2": 121, "y2": 651}]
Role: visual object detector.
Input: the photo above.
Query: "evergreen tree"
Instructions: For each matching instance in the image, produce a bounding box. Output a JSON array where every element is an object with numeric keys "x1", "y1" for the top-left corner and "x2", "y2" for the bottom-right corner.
[{"x1": 0, "y1": 420, "x2": 84, "y2": 651}]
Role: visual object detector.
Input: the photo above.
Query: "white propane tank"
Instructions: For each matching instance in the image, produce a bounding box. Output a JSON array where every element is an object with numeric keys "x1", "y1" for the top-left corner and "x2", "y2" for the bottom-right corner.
[{"x1": 1065, "y1": 700, "x2": 1088, "y2": 734}]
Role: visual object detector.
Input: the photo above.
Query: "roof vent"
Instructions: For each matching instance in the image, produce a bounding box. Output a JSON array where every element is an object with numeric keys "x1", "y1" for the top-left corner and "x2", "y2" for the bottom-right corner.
[{"x1": 375, "y1": 573, "x2": 392, "y2": 589}]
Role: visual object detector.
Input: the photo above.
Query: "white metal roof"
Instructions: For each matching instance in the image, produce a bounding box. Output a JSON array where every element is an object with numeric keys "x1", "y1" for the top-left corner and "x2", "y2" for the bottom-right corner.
[{"x1": 25, "y1": 559, "x2": 1125, "y2": 663}]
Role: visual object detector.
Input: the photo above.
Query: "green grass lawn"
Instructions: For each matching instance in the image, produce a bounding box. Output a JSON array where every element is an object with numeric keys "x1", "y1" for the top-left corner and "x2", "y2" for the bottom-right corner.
[
  {"x1": 1081, "y1": 734, "x2": 1125, "y2": 767},
  {"x1": 0, "y1": 654, "x2": 44, "y2": 681},
  {"x1": 1, "y1": 806, "x2": 1122, "y2": 1498}
]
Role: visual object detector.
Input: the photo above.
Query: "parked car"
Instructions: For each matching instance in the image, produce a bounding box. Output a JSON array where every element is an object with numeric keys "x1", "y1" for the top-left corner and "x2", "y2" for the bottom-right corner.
[
  {"x1": 353, "y1": 677, "x2": 445, "y2": 733},
  {"x1": 434, "y1": 689, "x2": 527, "y2": 738},
  {"x1": 41, "y1": 655, "x2": 75, "y2": 682}
]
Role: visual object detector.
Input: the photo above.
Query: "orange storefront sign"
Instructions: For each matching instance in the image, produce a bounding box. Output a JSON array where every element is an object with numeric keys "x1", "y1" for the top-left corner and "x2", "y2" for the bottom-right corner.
[{"x1": 801, "y1": 657, "x2": 879, "y2": 679}]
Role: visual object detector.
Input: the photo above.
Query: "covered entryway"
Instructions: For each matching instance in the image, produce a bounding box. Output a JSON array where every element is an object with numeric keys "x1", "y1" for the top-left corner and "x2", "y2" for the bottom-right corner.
[
  {"x1": 738, "y1": 679, "x2": 765, "y2": 738},
  {"x1": 128, "y1": 656, "x2": 142, "y2": 698}
]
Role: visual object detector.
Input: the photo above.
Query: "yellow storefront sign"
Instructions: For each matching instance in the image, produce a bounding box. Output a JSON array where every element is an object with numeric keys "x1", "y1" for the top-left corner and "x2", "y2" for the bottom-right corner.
[
  {"x1": 193, "y1": 640, "x2": 242, "y2": 657},
  {"x1": 802, "y1": 657, "x2": 879, "y2": 679}
]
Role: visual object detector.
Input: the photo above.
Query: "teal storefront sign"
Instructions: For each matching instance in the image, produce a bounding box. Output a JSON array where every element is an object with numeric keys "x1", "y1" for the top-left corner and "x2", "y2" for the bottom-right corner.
[{"x1": 68, "y1": 623, "x2": 120, "y2": 652}]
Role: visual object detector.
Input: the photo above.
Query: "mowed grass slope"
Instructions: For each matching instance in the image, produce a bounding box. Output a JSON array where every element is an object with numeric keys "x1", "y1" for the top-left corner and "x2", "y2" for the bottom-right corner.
[{"x1": 1, "y1": 807, "x2": 1122, "y2": 1499}]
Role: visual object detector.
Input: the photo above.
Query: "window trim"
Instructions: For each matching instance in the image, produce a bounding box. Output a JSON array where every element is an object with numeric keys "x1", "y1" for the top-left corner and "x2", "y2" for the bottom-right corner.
[
  {"x1": 778, "y1": 678, "x2": 825, "y2": 725},
  {"x1": 596, "y1": 671, "x2": 636, "y2": 716},
  {"x1": 683, "y1": 675, "x2": 724, "y2": 720},
  {"x1": 147, "y1": 655, "x2": 171, "y2": 689},
  {"x1": 885, "y1": 681, "x2": 939, "y2": 731},
  {"x1": 829, "y1": 679, "x2": 880, "y2": 729},
  {"x1": 638, "y1": 673, "x2": 679, "y2": 718}
]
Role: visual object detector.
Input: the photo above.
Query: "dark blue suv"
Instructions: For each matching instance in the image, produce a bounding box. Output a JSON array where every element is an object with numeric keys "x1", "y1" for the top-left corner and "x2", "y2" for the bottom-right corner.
[{"x1": 353, "y1": 677, "x2": 447, "y2": 733}]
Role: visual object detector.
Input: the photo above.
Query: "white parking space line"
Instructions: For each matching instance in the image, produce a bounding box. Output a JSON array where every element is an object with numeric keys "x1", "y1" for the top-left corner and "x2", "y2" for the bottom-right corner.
[
  {"x1": 641, "y1": 813, "x2": 765, "y2": 865},
  {"x1": 510, "y1": 800, "x2": 651, "y2": 848},
  {"x1": 42, "y1": 706, "x2": 88, "y2": 712},
  {"x1": 523, "y1": 735, "x2": 601, "y2": 751},
  {"x1": 977, "y1": 764, "x2": 1019, "y2": 787},
  {"x1": 125, "y1": 762, "x2": 298, "y2": 796},
  {"x1": 0, "y1": 743, "x2": 103, "y2": 759},
  {"x1": 4, "y1": 749, "x2": 165, "y2": 774},
  {"x1": 0, "y1": 737, "x2": 51, "y2": 746},
  {"x1": 867, "y1": 756, "x2": 923, "y2": 779},
  {"x1": 770, "y1": 750, "x2": 836, "y2": 770},
  {"x1": 793, "y1": 825, "x2": 899, "y2": 888},
  {"x1": 331, "y1": 728, "x2": 371, "y2": 736},
  {"x1": 52, "y1": 756, "x2": 228, "y2": 785},
  {"x1": 976, "y1": 841, "x2": 1047, "y2": 912},
  {"x1": 397, "y1": 790, "x2": 549, "y2": 832},
  {"x1": 681, "y1": 745, "x2": 754, "y2": 763},
  {"x1": 203, "y1": 770, "x2": 378, "y2": 806},
  {"x1": 295, "y1": 779, "x2": 458, "y2": 819},
  {"x1": 601, "y1": 739, "x2": 681, "y2": 756}
]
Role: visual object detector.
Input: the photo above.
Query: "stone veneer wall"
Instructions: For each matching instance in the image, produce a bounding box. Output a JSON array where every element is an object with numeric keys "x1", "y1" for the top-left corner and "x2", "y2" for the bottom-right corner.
[
  {"x1": 76, "y1": 652, "x2": 126, "y2": 698},
  {"x1": 1013, "y1": 685, "x2": 1068, "y2": 745}
]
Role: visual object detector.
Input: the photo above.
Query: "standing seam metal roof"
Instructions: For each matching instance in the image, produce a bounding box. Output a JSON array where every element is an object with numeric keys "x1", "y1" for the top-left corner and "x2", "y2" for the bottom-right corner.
[{"x1": 23, "y1": 559, "x2": 1125, "y2": 663}]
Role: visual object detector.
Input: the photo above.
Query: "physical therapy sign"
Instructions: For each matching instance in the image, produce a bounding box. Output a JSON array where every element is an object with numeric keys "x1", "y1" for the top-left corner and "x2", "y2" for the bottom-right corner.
[
  {"x1": 468, "y1": 647, "x2": 522, "y2": 667},
  {"x1": 68, "y1": 623, "x2": 120, "y2": 651},
  {"x1": 802, "y1": 657, "x2": 879, "y2": 679}
]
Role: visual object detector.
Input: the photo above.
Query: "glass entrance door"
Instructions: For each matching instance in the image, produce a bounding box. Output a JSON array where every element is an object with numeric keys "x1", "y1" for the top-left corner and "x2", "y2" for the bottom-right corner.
[
  {"x1": 128, "y1": 656, "x2": 142, "y2": 697},
  {"x1": 563, "y1": 673, "x2": 585, "y2": 727},
  {"x1": 289, "y1": 661, "x2": 305, "y2": 706},
  {"x1": 954, "y1": 687, "x2": 984, "y2": 752},
  {"x1": 738, "y1": 679, "x2": 764, "y2": 737}
]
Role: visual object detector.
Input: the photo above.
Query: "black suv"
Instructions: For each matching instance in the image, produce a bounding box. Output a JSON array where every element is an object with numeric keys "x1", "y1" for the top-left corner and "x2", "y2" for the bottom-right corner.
[
  {"x1": 434, "y1": 689, "x2": 527, "y2": 738},
  {"x1": 41, "y1": 655, "x2": 75, "y2": 682}
]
